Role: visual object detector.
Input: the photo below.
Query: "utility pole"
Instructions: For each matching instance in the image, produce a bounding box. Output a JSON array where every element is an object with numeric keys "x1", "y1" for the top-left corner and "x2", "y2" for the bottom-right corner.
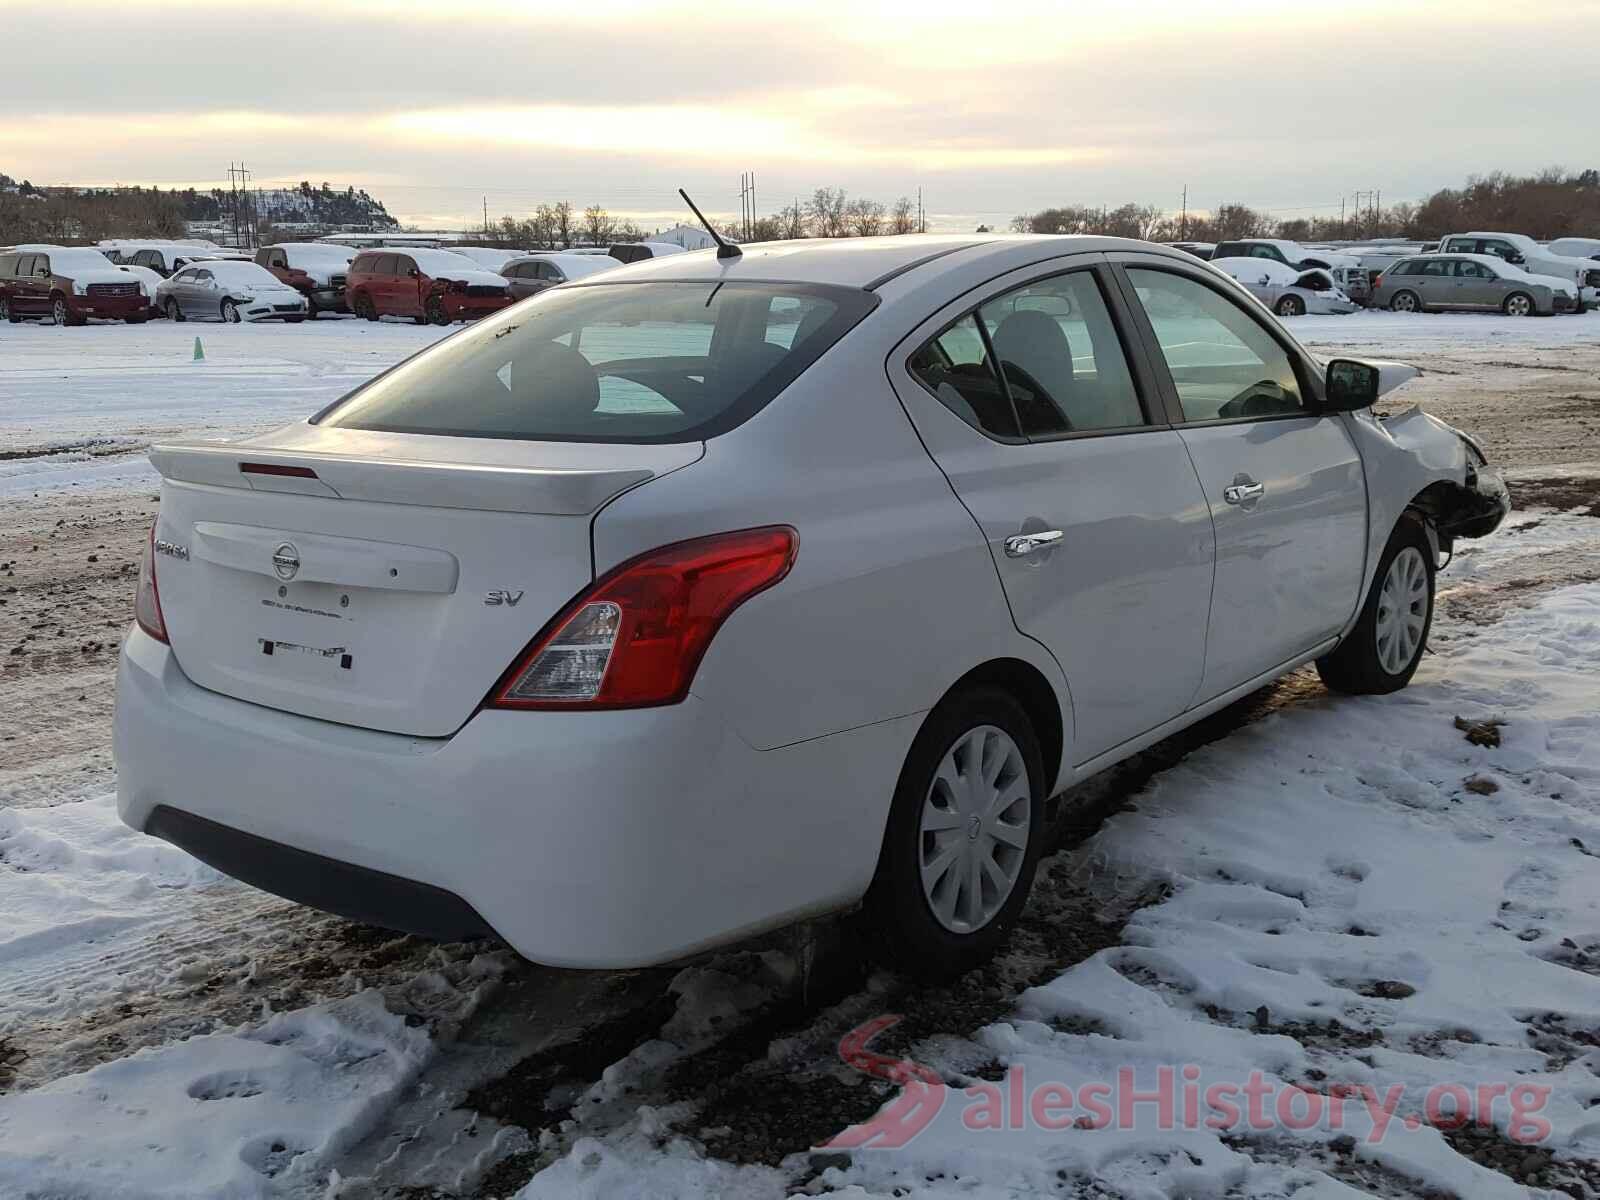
[
  {"x1": 917, "y1": 186, "x2": 924, "y2": 234},
  {"x1": 483, "y1": 195, "x2": 488, "y2": 236},
  {"x1": 1180, "y1": 185, "x2": 1187, "y2": 240},
  {"x1": 750, "y1": 172, "x2": 756, "y2": 236}
]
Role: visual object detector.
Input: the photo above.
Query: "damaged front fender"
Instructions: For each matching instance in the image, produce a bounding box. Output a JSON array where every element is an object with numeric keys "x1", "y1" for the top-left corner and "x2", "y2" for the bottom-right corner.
[{"x1": 1347, "y1": 405, "x2": 1511, "y2": 577}]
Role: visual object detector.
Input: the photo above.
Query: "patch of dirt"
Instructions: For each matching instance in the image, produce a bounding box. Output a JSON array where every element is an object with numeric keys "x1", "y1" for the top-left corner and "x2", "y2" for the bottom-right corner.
[
  {"x1": 1223, "y1": 1133, "x2": 1462, "y2": 1199},
  {"x1": 1200, "y1": 1004, "x2": 1383, "y2": 1052},
  {"x1": 1512, "y1": 475, "x2": 1600, "y2": 517},
  {"x1": 1440, "y1": 1124, "x2": 1600, "y2": 1196}
]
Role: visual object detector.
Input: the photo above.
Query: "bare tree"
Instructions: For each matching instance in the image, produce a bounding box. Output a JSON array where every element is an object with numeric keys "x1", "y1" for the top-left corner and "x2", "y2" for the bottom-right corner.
[
  {"x1": 583, "y1": 204, "x2": 616, "y2": 247},
  {"x1": 778, "y1": 201, "x2": 808, "y2": 239},
  {"x1": 846, "y1": 197, "x2": 885, "y2": 237},
  {"x1": 553, "y1": 200, "x2": 575, "y2": 248},
  {"x1": 808, "y1": 187, "x2": 849, "y2": 238},
  {"x1": 890, "y1": 196, "x2": 917, "y2": 235}
]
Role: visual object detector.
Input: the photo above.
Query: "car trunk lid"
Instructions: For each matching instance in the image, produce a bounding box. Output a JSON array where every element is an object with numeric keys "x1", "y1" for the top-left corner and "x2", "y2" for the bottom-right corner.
[{"x1": 148, "y1": 425, "x2": 701, "y2": 736}]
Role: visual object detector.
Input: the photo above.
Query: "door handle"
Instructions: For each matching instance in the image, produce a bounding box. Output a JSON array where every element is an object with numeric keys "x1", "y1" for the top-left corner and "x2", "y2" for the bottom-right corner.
[
  {"x1": 1223, "y1": 482, "x2": 1265, "y2": 505},
  {"x1": 1004, "y1": 530, "x2": 1063, "y2": 557}
]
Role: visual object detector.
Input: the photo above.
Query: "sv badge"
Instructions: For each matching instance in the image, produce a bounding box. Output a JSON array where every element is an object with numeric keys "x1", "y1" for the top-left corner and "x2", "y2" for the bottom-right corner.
[{"x1": 484, "y1": 590, "x2": 524, "y2": 607}]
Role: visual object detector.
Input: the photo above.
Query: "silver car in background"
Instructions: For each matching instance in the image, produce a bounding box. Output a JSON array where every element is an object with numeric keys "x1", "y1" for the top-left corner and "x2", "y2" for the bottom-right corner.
[
  {"x1": 1373, "y1": 253, "x2": 1578, "y2": 315},
  {"x1": 500, "y1": 251, "x2": 619, "y2": 301},
  {"x1": 155, "y1": 260, "x2": 309, "y2": 323}
]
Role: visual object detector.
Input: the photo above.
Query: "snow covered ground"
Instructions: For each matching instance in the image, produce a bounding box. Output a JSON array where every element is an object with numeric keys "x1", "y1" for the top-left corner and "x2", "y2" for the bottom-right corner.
[{"x1": 2, "y1": 309, "x2": 1599, "y2": 1198}]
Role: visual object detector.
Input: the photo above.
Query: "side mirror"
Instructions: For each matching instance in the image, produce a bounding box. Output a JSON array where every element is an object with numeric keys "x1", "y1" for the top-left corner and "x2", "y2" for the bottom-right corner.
[
  {"x1": 1507, "y1": 253, "x2": 1525, "y2": 265},
  {"x1": 408, "y1": 268, "x2": 420, "y2": 278},
  {"x1": 1324, "y1": 359, "x2": 1380, "y2": 412}
]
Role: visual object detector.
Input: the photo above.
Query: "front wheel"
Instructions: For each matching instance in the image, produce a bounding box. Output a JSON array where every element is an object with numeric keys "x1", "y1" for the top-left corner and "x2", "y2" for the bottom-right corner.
[
  {"x1": 52, "y1": 295, "x2": 81, "y2": 326},
  {"x1": 1276, "y1": 293, "x2": 1306, "y2": 318},
  {"x1": 221, "y1": 299, "x2": 242, "y2": 323},
  {"x1": 425, "y1": 295, "x2": 450, "y2": 326},
  {"x1": 1316, "y1": 515, "x2": 1435, "y2": 695},
  {"x1": 1389, "y1": 290, "x2": 1421, "y2": 314},
  {"x1": 862, "y1": 687, "x2": 1045, "y2": 981},
  {"x1": 1502, "y1": 291, "x2": 1534, "y2": 317}
]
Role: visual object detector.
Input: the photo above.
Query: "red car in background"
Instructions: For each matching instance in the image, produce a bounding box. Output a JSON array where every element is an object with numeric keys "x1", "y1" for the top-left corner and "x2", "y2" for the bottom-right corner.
[
  {"x1": 0, "y1": 245, "x2": 150, "y2": 325},
  {"x1": 345, "y1": 248, "x2": 512, "y2": 325}
]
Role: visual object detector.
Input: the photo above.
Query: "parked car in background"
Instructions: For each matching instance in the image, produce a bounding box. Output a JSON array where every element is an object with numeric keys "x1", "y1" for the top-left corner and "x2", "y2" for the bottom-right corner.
[
  {"x1": 607, "y1": 241, "x2": 688, "y2": 264},
  {"x1": 1436, "y1": 233, "x2": 1599, "y2": 310},
  {"x1": 118, "y1": 243, "x2": 250, "y2": 277},
  {"x1": 255, "y1": 244, "x2": 356, "y2": 317},
  {"x1": 1548, "y1": 237, "x2": 1600, "y2": 262},
  {"x1": 100, "y1": 239, "x2": 224, "y2": 268},
  {"x1": 1211, "y1": 238, "x2": 1359, "y2": 271},
  {"x1": 0, "y1": 245, "x2": 149, "y2": 325},
  {"x1": 1372, "y1": 253, "x2": 1577, "y2": 315},
  {"x1": 155, "y1": 261, "x2": 308, "y2": 323},
  {"x1": 116, "y1": 236, "x2": 1508, "y2": 978},
  {"x1": 1210, "y1": 256, "x2": 1359, "y2": 316},
  {"x1": 450, "y1": 247, "x2": 526, "y2": 272},
  {"x1": 1164, "y1": 241, "x2": 1216, "y2": 260},
  {"x1": 501, "y1": 252, "x2": 619, "y2": 301},
  {"x1": 346, "y1": 248, "x2": 512, "y2": 324}
]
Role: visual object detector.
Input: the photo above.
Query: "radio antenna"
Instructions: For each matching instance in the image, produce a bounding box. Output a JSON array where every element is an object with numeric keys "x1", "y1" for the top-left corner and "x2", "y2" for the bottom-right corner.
[{"x1": 679, "y1": 188, "x2": 742, "y2": 260}]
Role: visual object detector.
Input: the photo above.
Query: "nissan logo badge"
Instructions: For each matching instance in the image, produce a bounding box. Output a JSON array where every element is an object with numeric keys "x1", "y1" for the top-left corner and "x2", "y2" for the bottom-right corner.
[{"x1": 272, "y1": 542, "x2": 301, "y2": 581}]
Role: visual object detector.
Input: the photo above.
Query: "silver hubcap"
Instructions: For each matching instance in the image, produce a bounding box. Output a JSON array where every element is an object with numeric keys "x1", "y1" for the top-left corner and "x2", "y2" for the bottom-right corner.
[
  {"x1": 1395, "y1": 294, "x2": 1415, "y2": 312},
  {"x1": 1279, "y1": 299, "x2": 1298, "y2": 316},
  {"x1": 53, "y1": 300, "x2": 66, "y2": 323},
  {"x1": 1375, "y1": 547, "x2": 1429, "y2": 675},
  {"x1": 918, "y1": 725, "x2": 1031, "y2": 934},
  {"x1": 1507, "y1": 296, "x2": 1530, "y2": 316}
]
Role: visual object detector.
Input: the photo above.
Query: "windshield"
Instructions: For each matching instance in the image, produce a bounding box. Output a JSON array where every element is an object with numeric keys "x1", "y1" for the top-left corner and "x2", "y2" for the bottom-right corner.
[
  {"x1": 210, "y1": 261, "x2": 285, "y2": 287},
  {"x1": 316, "y1": 281, "x2": 877, "y2": 443}
]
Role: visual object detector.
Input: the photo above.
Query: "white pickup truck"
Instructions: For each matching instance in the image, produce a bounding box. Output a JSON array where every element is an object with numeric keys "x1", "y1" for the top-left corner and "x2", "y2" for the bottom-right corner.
[{"x1": 1437, "y1": 232, "x2": 1600, "y2": 311}]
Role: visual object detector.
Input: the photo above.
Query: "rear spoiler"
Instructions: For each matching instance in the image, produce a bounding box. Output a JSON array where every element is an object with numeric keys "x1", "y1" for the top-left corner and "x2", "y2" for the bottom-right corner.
[{"x1": 147, "y1": 442, "x2": 655, "y2": 516}]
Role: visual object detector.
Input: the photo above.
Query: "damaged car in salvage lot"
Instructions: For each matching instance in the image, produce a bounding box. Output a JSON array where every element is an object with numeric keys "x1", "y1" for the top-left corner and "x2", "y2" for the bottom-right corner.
[
  {"x1": 113, "y1": 235, "x2": 1509, "y2": 980},
  {"x1": 1209, "y1": 255, "x2": 1361, "y2": 317}
]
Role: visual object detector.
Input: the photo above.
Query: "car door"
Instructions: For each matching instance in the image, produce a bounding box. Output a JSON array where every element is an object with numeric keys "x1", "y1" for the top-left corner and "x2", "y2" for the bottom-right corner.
[
  {"x1": 11, "y1": 255, "x2": 43, "y2": 315},
  {"x1": 182, "y1": 269, "x2": 215, "y2": 318},
  {"x1": 1413, "y1": 258, "x2": 1452, "y2": 308},
  {"x1": 1453, "y1": 259, "x2": 1498, "y2": 308},
  {"x1": 888, "y1": 260, "x2": 1215, "y2": 763},
  {"x1": 1115, "y1": 259, "x2": 1367, "y2": 700},
  {"x1": 391, "y1": 254, "x2": 422, "y2": 317}
]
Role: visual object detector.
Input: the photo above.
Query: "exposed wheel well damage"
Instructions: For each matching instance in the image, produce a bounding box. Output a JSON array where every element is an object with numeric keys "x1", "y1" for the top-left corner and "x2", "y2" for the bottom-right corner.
[
  {"x1": 1407, "y1": 475, "x2": 1509, "y2": 542},
  {"x1": 941, "y1": 658, "x2": 1064, "y2": 793}
]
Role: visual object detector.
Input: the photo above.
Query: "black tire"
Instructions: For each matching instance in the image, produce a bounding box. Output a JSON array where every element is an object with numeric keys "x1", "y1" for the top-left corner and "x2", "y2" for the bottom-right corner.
[
  {"x1": 165, "y1": 298, "x2": 185, "y2": 323},
  {"x1": 1501, "y1": 291, "x2": 1535, "y2": 317},
  {"x1": 303, "y1": 300, "x2": 319, "y2": 320},
  {"x1": 1276, "y1": 294, "x2": 1306, "y2": 318},
  {"x1": 354, "y1": 293, "x2": 378, "y2": 322},
  {"x1": 425, "y1": 295, "x2": 449, "y2": 326},
  {"x1": 1316, "y1": 514, "x2": 1435, "y2": 695},
  {"x1": 862, "y1": 686, "x2": 1046, "y2": 981},
  {"x1": 1390, "y1": 290, "x2": 1422, "y2": 314},
  {"x1": 284, "y1": 316, "x2": 304, "y2": 324},
  {"x1": 0, "y1": 297, "x2": 18, "y2": 324},
  {"x1": 221, "y1": 299, "x2": 242, "y2": 324},
  {"x1": 52, "y1": 295, "x2": 82, "y2": 326},
  {"x1": 124, "y1": 314, "x2": 147, "y2": 325}
]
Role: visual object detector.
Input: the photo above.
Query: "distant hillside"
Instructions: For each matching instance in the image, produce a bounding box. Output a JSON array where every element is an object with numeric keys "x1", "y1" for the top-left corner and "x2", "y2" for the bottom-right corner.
[{"x1": 181, "y1": 182, "x2": 399, "y2": 230}]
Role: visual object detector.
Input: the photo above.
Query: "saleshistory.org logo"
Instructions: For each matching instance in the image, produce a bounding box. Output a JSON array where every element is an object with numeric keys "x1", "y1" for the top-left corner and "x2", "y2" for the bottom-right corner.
[{"x1": 823, "y1": 1016, "x2": 1554, "y2": 1150}]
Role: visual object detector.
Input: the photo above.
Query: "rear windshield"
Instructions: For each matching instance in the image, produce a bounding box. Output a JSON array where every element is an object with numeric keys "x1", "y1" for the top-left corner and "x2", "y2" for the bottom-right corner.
[{"x1": 316, "y1": 281, "x2": 877, "y2": 443}]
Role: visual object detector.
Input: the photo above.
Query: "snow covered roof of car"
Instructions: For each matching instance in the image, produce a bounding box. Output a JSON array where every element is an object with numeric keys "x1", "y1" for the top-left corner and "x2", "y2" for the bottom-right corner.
[
  {"x1": 189, "y1": 260, "x2": 286, "y2": 285},
  {"x1": 506, "y1": 253, "x2": 620, "y2": 277},
  {"x1": 15, "y1": 245, "x2": 118, "y2": 272},
  {"x1": 388, "y1": 248, "x2": 487, "y2": 276}
]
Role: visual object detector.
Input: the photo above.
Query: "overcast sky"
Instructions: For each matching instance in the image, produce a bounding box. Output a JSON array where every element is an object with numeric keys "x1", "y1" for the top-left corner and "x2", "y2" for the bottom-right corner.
[{"x1": 5, "y1": 0, "x2": 1598, "y2": 231}]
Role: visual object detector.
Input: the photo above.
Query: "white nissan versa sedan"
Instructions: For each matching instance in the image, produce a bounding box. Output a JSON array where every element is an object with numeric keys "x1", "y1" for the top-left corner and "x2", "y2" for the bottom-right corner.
[{"x1": 115, "y1": 236, "x2": 1510, "y2": 979}]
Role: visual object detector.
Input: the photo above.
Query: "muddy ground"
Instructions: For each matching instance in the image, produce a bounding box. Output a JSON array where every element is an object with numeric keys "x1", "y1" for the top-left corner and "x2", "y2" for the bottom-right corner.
[{"x1": 3, "y1": 343, "x2": 1600, "y2": 1194}]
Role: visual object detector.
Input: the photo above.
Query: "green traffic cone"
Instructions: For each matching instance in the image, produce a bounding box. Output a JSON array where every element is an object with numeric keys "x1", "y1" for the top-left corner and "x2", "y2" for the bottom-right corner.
[{"x1": 192, "y1": 336, "x2": 204, "y2": 362}]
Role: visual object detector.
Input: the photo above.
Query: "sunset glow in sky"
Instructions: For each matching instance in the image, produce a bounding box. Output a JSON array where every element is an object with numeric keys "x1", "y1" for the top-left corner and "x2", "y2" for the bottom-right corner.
[{"x1": 4, "y1": 0, "x2": 1596, "y2": 230}]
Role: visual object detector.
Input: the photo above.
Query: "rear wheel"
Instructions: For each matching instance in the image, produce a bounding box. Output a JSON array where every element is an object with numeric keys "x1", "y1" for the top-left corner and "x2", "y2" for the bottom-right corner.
[
  {"x1": 0, "y1": 297, "x2": 18, "y2": 323},
  {"x1": 1317, "y1": 515, "x2": 1434, "y2": 695},
  {"x1": 1502, "y1": 291, "x2": 1534, "y2": 317},
  {"x1": 1275, "y1": 293, "x2": 1306, "y2": 317},
  {"x1": 164, "y1": 297, "x2": 185, "y2": 323},
  {"x1": 863, "y1": 687, "x2": 1045, "y2": 981},
  {"x1": 354, "y1": 292, "x2": 378, "y2": 322},
  {"x1": 1389, "y1": 290, "x2": 1421, "y2": 314}
]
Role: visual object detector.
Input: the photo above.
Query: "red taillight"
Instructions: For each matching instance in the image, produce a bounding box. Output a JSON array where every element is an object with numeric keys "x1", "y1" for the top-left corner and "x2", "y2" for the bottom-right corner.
[
  {"x1": 240, "y1": 461, "x2": 318, "y2": 479},
  {"x1": 489, "y1": 526, "x2": 798, "y2": 710},
  {"x1": 135, "y1": 524, "x2": 169, "y2": 643}
]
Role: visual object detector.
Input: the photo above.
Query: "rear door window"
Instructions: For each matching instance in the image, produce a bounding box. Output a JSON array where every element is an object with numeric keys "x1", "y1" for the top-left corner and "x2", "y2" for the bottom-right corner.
[
  {"x1": 908, "y1": 315, "x2": 1020, "y2": 440},
  {"x1": 1420, "y1": 259, "x2": 1451, "y2": 277},
  {"x1": 976, "y1": 271, "x2": 1144, "y2": 435},
  {"x1": 317, "y1": 281, "x2": 875, "y2": 443}
]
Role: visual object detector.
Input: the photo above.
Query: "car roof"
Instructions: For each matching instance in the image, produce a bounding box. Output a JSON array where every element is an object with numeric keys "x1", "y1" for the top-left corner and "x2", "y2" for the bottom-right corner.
[{"x1": 579, "y1": 234, "x2": 1206, "y2": 292}]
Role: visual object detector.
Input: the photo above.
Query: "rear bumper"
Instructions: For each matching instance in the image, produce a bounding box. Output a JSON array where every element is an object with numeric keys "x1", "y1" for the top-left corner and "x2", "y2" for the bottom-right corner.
[{"x1": 114, "y1": 628, "x2": 912, "y2": 966}]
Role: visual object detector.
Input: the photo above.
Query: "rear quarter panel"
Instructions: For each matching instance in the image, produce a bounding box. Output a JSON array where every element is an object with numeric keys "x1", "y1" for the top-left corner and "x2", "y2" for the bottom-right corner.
[{"x1": 590, "y1": 326, "x2": 1070, "y2": 758}]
